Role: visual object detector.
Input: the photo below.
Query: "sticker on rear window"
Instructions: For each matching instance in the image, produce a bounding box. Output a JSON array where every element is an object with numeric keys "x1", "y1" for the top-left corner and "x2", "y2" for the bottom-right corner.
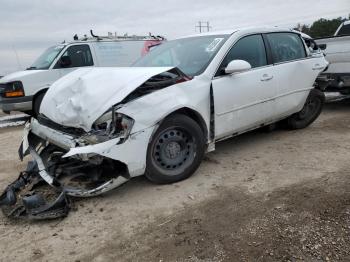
[{"x1": 206, "y1": 38, "x2": 224, "y2": 52}]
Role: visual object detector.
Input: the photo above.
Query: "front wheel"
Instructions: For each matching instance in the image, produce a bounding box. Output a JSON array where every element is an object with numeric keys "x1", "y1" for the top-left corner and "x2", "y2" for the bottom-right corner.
[
  {"x1": 285, "y1": 89, "x2": 325, "y2": 130},
  {"x1": 145, "y1": 114, "x2": 206, "y2": 184}
]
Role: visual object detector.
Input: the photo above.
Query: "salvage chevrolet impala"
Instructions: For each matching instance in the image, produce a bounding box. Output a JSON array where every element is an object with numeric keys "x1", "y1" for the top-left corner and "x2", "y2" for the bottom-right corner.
[{"x1": 18, "y1": 27, "x2": 328, "y2": 200}]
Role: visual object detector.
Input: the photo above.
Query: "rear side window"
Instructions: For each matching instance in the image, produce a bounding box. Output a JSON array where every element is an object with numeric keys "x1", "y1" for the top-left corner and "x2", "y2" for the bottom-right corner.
[
  {"x1": 266, "y1": 33, "x2": 306, "y2": 63},
  {"x1": 217, "y1": 34, "x2": 267, "y2": 75},
  {"x1": 337, "y1": 24, "x2": 350, "y2": 36},
  {"x1": 55, "y1": 45, "x2": 93, "y2": 68}
]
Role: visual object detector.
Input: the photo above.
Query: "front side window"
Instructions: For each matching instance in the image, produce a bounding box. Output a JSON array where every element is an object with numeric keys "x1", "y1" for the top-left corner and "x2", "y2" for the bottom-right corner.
[
  {"x1": 54, "y1": 45, "x2": 93, "y2": 69},
  {"x1": 266, "y1": 33, "x2": 306, "y2": 63},
  {"x1": 216, "y1": 34, "x2": 267, "y2": 76},
  {"x1": 29, "y1": 45, "x2": 64, "y2": 70},
  {"x1": 133, "y1": 35, "x2": 229, "y2": 77}
]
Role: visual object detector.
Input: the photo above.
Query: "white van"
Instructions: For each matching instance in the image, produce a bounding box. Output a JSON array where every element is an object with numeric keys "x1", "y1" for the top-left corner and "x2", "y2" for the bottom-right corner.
[{"x1": 0, "y1": 34, "x2": 164, "y2": 115}]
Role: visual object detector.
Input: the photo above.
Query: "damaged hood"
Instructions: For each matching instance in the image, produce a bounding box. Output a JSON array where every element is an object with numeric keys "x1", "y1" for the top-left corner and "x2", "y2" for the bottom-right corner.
[{"x1": 40, "y1": 67, "x2": 173, "y2": 131}]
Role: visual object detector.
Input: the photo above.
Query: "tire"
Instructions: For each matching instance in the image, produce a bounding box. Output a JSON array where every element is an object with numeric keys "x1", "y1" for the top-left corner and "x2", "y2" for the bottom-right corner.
[
  {"x1": 145, "y1": 114, "x2": 206, "y2": 184},
  {"x1": 260, "y1": 123, "x2": 277, "y2": 133},
  {"x1": 285, "y1": 89, "x2": 325, "y2": 130},
  {"x1": 33, "y1": 92, "x2": 46, "y2": 117}
]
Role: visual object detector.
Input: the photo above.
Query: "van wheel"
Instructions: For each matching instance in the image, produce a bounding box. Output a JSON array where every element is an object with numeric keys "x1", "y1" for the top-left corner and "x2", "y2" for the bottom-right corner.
[
  {"x1": 145, "y1": 114, "x2": 205, "y2": 184},
  {"x1": 33, "y1": 92, "x2": 46, "y2": 117},
  {"x1": 285, "y1": 89, "x2": 325, "y2": 130}
]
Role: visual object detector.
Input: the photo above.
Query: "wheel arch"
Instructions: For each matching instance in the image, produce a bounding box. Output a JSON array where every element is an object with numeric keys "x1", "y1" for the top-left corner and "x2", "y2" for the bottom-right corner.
[
  {"x1": 32, "y1": 88, "x2": 48, "y2": 116},
  {"x1": 33, "y1": 88, "x2": 48, "y2": 105},
  {"x1": 162, "y1": 107, "x2": 209, "y2": 141}
]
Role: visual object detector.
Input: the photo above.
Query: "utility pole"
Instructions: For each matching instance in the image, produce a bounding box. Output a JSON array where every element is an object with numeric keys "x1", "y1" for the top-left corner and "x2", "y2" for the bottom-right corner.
[{"x1": 196, "y1": 21, "x2": 211, "y2": 33}]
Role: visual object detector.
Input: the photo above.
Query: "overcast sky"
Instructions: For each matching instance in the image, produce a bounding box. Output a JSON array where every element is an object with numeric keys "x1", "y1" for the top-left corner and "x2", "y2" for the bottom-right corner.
[{"x1": 0, "y1": 0, "x2": 349, "y2": 75}]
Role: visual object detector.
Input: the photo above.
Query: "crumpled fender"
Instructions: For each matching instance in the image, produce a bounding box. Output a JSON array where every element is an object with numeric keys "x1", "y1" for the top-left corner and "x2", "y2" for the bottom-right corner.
[
  {"x1": 63, "y1": 125, "x2": 156, "y2": 177},
  {"x1": 118, "y1": 77, "x2": 212, "y2": 136}
]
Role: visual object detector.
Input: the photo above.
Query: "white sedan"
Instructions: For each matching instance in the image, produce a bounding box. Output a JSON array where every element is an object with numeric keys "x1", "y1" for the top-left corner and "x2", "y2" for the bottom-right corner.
[{"x1": 21, "y1": 27, "x2": 328, "y2": 196}]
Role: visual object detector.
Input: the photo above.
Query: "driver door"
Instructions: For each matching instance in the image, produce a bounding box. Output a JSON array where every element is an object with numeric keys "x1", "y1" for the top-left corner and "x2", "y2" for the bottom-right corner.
[
  {"x1": 212, "y1": 34, "x2": 277, "y2": 139},
  {"x1": 54, "y1": 44, "x2": 94, "y2": 77}
]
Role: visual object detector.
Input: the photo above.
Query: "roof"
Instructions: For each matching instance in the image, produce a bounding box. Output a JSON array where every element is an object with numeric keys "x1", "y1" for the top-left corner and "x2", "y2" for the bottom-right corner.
[{"x1": 180, "y1": 26, "x2": 294, "y2": 39}]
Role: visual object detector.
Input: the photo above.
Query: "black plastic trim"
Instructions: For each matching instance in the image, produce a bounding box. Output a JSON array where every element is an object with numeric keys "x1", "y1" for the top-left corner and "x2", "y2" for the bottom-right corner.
[
  {"x1": 0, "y1": 95, "x2": 33, "y2": 104},
  {"x1": 262, "y1": 34, "x2": 274, "y2": 65}
]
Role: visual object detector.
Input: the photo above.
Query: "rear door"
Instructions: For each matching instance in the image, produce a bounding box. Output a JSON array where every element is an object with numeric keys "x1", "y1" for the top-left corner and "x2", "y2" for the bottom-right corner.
[
  {"x1": 212, "y1": 34, "x2": 277, "y2": 139},
  {"x1": 264, "y1": 32, "x2": 326, "y2": 118}
]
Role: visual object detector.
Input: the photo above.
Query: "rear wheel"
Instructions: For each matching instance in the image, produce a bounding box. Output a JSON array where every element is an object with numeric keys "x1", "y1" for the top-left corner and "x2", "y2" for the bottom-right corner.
[
  {"x1": 285, "y1": 89, "x2": 325, "y2": 130},
  {"x1": 145, "y1": 114, "x2": 206, "y2": 184}
]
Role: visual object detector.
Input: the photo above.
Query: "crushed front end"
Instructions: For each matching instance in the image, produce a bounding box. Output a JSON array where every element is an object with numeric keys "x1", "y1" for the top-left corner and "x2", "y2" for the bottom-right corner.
[
  {"x1": 0, "y1": 67, "x2": 189, "y2": 220},
  {"x1": 0, "y1": 111, "x2": 154, "y2": 219}
]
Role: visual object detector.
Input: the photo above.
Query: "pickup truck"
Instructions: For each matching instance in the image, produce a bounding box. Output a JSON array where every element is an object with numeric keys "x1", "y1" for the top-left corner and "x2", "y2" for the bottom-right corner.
[{"x1": 315, "y1": 21, "x2": 350, "y2": 93}]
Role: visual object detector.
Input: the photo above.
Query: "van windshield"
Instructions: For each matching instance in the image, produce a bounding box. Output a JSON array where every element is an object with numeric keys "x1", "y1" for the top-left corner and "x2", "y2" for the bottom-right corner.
[
  {"x1": 133, "y1": 35, "x2": 229, "y2": 76},
  {"x1": 28, "y1": 45, "x2": 64, "y2": 70}
]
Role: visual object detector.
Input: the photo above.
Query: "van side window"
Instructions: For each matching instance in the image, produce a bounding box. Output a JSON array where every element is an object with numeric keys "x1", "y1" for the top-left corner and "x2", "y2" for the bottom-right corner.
[
  {"x1": 266, "y1": 33, "x2": 306, "y2": 63},
  {"x1": 54, "y1": 45, "x2": 93, "y2": 68},
  {"x1": 217, "y1": 34, "x2": 267, "y2": 76},
  {"x1": 337, "y1": 24, "x2": 350, "y2": 36}
]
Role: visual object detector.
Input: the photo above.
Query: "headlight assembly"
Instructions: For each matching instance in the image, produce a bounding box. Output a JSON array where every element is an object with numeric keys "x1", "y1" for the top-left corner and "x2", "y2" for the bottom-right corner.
[
  {"x1": 0, "y1": 81, "x2": 25, "y2": 98},
  {"x1": 81, "y1": 108, "x2": 134, "y2": 145}
]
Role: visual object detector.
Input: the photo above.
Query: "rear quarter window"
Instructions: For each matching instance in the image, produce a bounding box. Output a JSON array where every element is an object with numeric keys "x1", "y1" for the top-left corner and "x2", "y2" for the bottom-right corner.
[{"x1": 266, "y1": 33, "x2": 306, "y2": 63}]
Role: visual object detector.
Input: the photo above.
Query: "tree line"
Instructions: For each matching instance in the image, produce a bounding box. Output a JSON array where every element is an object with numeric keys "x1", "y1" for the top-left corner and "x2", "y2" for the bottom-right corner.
[{"x1": 295, "y1": 14, "x2": 349, "y2": 38}]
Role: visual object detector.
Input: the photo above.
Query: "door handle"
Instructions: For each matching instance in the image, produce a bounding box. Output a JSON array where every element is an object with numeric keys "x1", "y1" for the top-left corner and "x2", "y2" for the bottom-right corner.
[
  {"x1": 312, "y1": 63, "x2": 324, "y2": 70},
  {"x1": 261, "y1": 74, "x2": 273, "y2": 81}
]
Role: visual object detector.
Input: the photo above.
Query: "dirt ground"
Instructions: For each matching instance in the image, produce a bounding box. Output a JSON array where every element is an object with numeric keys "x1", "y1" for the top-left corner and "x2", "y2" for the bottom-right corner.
[{"x1": 0, "y1": 101, "x2": 349, "y2": 262}]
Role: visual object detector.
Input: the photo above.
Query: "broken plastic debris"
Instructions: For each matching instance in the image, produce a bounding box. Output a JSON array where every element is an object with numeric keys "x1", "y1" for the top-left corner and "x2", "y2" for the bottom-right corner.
[{"x1": 0, "y1": 161, "x2": 70, "y2": 220}]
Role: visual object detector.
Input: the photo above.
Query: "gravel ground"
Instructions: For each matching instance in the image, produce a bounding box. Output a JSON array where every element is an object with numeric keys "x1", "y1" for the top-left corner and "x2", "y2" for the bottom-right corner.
[{"x1": 0, "y1": 101, "x2": 349, "y2": 262}]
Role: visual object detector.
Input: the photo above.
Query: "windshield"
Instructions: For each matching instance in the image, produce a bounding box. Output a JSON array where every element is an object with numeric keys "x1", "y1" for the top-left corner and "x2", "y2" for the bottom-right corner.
[
  {"x1": 133, "y1": 35, "x2": 229, "y2": 76},
  {"x1": 28, "y1": 45, "x2": 64, "y2": 70}
]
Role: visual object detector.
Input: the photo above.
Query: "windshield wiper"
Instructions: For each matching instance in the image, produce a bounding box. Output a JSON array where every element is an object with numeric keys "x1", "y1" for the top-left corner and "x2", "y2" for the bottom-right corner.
[{"x1": 26, "y1": 66, "x2": 37, "y2": 70}]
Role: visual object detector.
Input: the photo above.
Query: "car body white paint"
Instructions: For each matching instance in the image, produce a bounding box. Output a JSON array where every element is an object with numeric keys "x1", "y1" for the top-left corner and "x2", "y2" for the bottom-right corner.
[
  {"x1": 316, "y1": 35, "x2": 350, "y2": 74},
  {"x1": 24, "y1": 27, "x2": 328, "y2": 190},
  {"x1": 314, "y1": 21, "x2": 350, "y2": 89}
]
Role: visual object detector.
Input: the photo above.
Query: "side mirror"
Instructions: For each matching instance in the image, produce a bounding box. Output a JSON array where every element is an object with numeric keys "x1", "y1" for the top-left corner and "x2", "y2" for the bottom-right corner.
[
  {"x1": 225, "y1": 60, "x2": 252, "y2": 74},
  {"x1": 319, "y1": 44, "x2": 327, "y2": 50},
  {"x1": 59, "y1": 56, "x2": 72, "y2": 67}
]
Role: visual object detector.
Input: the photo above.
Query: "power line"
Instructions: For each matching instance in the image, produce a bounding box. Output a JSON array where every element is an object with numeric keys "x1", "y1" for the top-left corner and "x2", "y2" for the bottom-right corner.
[{"x1": 196, "y1": 21, "x2": 211, "y2": 33}]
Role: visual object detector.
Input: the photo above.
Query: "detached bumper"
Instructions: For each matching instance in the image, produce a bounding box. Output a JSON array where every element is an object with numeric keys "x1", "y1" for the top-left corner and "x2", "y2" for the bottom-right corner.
[
  {"x1": 0, "y1": 95, "x2": 33, "y2": 112},
  {"x1": 21, "y1": 118, "x2": 154, "y2": 196}
]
